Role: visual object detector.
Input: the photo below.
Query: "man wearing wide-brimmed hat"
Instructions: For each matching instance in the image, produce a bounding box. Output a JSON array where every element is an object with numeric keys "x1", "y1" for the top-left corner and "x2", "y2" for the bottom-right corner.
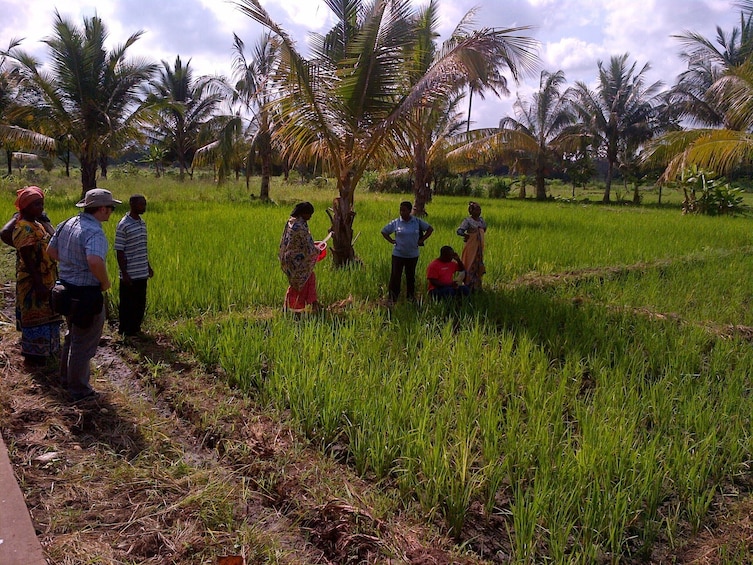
[{"x1": 47, "y1": 188, "x2": 121, "y2": 402}]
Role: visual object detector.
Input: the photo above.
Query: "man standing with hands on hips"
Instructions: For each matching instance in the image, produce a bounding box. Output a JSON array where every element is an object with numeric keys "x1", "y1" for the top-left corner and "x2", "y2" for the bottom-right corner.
[
  {"x1": 47, "y1": 188, "x2": 120, "y2": 402},
  {"x1": 115, "y1": 194, "x2": 153, "y2": 338}
]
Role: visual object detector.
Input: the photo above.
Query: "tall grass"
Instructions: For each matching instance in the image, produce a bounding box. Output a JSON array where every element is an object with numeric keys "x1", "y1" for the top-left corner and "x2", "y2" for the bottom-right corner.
[{"x1": 2, "y1": 173, "x2": 753, "y2": 561}]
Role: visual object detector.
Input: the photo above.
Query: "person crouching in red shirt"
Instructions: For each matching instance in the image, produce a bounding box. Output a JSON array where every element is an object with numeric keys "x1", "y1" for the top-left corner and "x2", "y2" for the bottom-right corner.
[{"x1": 426, "y1": 245, "x2": 470, "y2": 300}]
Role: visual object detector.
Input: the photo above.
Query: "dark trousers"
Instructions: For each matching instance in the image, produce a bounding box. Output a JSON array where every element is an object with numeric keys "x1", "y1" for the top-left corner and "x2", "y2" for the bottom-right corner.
[
  {"x1": 429, "y1": 285, "x2": 471, "y2": 300},
  {"x1": 119, "y1": 278, "x2": 148, "y2": 335},
  {"x1": 388, "y1": 255, "x2": 419, "y2": 301}
]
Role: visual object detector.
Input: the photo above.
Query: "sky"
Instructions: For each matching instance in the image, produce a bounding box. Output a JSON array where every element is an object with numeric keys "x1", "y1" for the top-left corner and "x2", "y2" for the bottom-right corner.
[{"x1": 0, "y1": 0, "x2": 744, "y2": 129}]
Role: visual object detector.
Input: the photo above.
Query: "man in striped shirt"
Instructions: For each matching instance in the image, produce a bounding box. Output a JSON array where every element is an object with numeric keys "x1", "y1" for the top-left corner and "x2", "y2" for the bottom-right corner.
[{"x1": 114, "y1": 195, "x2": 153, "y2": 338}]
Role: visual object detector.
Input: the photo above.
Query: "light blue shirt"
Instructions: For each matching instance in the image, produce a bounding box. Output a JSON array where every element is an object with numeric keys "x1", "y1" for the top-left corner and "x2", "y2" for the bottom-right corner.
[
  {"x1": 48, "y1": 213, "x2": 107, "y2": 286},
  {"x1": 381, "y1": 216, "x2": 431, "y2": 259}
]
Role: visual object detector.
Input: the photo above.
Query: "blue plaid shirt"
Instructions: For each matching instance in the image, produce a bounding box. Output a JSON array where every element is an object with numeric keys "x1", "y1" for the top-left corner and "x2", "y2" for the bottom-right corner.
[{"x1": 48, "y1": 213, "x2": 108, "y2": 287}]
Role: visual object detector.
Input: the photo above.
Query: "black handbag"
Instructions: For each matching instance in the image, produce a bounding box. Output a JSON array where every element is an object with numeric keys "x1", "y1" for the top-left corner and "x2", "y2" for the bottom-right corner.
[{"x1": 50, "y1": 282, "x2": 72, "y2": 316}]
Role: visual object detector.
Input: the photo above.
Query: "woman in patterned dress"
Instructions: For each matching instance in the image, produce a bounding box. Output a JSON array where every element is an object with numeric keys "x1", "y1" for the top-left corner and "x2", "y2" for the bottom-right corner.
[
  {"x1": 11, "y1": 186, "x2": 62, "y2": 364},
  {"x1": 279, "y1": 202, "x2": 323, "y2": 313}
]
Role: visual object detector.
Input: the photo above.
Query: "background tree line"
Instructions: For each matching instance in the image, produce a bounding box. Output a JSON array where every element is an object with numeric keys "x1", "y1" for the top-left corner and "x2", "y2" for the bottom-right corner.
[{"x1": 2, "y1": 0, "x2": 753, "y2": 264}]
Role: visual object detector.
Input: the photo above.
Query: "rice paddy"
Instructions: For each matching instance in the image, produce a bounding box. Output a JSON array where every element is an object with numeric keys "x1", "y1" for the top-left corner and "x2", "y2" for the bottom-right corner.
[{"x1": 3, "y1": 173, "x2": 752, "y2": 562}]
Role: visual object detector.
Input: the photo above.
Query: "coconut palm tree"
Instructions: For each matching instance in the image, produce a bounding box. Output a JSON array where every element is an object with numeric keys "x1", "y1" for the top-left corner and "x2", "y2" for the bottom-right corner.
[
  {"x1": 665, "y1": 11, "x2": 753, "y2": 129},
  {"x1": 0, "y1": 39, "x2": 55, "y2": 175},
  {"x1": 231, "y1": 33, "x2": 280, "y2": 200},
  {"x1": 643, "y1": 4, "x2": 753, "y2": 181},
  {"x1": 194, "y1": 33, "x2": 281, "y2": 198},
  {"x1": 446, "y1": 69, "x2": 574, "y2": 200},
  {"x1": 233, "y1": 0, "x2": 538, "y2": 265},
  {"x1": 404, "y1": 90, "x2": 468, "y2": 216},
  {"x1": 9, "y1": 12, "x2": 155, "y2": 195},
  {"x1": 146, "y1": 55, "x2": 224, "y2": 180},
  {"x1": 570, "y1": 54, "x2": 662, "y2": 203},
  {"x1": 644, "y1": 61, "x2": 753, "y2": 180},
  {"x1": 400, "y1": 1, "x2": 535, "y2": 215}
]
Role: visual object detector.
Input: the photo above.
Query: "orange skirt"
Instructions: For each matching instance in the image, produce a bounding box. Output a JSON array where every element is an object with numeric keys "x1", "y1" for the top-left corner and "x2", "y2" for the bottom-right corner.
[{"x1": 284, "y1": 273, "x2": 317, "y2": 312}]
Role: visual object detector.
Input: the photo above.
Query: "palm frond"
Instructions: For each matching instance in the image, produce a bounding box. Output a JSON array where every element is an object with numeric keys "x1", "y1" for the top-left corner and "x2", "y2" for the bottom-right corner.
[{"x1": 0, "y1": 124, "x2": 55, "y2": 151}]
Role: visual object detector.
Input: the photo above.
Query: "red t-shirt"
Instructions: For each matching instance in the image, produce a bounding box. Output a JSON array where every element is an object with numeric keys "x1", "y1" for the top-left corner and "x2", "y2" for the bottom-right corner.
[{"x1": 426, "y1": 259, "x2": 460, "y2": 291}]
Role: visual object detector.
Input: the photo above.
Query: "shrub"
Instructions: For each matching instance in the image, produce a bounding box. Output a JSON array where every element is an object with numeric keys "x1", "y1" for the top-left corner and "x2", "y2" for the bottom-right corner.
[
  {"x1": 685, "y1": 181, "x2": 748, "y2": 216},
  {"x1": 108, "y1": 163, "x2": 142, "y2": 179},
  {"x1": 487, "y1": 177, "x2": 510, "y2": 199},
  {"x1": 436, "y1": 175, "x2": 472, "y2": 196},
  {"x1": 677, "y1": 168, "x2": 749, "y2": 216},
  {"x1": 363, "y1": 169, "x2": 413, "y2": 193}
]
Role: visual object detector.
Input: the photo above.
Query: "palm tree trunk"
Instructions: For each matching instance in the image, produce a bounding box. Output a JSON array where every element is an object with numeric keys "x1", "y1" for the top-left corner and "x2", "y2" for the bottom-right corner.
[
  {"x1": 518, "y1": 176, "x2": 527, "y2": 199},
  {"x1": 535, "y1": 155, "x2": 546, "y2": 200},
  {"x1": 603, "y1": 159, "x2": 614, "y2": 203},
  {"x1": 413, "y1": 151, "x2": 431, "y2": 216},
  {"x1": 259, "y1": 131, "x2": 271, "y2": 201},
  {"x1": 99, "y1": 153, "x2": 108, "y2": 179},
  {"x1": 80, "y1": 155, "x2": 98, "y2": 196},
  {"x1": 63, "y1": 142, "x2": 71, "y2": 177},
  {"x1": 327, "y1": 182, "x2": 357, "y2": 267},
  {"x1": 5, "y1": 149, "x2": 11, "y2": 176},
  {"x1": 259, "y1": 164, "x2": 270, "y2": 200}
]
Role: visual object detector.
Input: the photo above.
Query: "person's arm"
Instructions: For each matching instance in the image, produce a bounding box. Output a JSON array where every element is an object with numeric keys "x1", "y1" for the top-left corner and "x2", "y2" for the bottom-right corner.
[
  {"x1": 116, "y1": 250, "x2": 131, "y2": 284},
  {"x1": 453, "y1": 251, "x2": 466, "y2": 272},
  {"x1": 418, "y1": 225, "x2": 433, "y2": 246},
  {"x1": 1, "y1": 213, "x2": 19, "y2": 246},
  {"x1": 381, "y1": 222, "x2": 396, "y2": 245},
  {"x1": 457, "y1": 218, "x2": 472, "y2": 241},
  {"x1": 39, "y1": 213, "x2": 55, "y2": 236},
  {"x1": 87, "y1": 255, "x2": 111, "y2": 291},
  {"x1": 456, "y1": 218, "x2": 468, "y2": 237},
  {"x1": 427, "y1": 275, "x2": 445, "y2": 288}
]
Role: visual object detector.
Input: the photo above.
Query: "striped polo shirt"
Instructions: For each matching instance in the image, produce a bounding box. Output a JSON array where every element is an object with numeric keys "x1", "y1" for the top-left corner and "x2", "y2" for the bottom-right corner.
[{"x1": 114, "y1": 214, "x2": 150, "y2": 280}]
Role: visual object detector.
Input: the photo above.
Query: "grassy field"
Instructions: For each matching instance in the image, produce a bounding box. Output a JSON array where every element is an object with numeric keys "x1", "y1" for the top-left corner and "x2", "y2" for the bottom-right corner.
[{"x1": 2, "y1": 170, "x2": 753, "y2": 562}]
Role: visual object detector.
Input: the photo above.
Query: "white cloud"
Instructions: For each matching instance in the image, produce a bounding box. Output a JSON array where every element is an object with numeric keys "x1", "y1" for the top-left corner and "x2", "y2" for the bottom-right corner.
[
  {"x1": 543, "y1": 37, "x2": 607, "y2": 81},
  {"x1": 0, "y1": 0, "x2": 745, "y2": 127},
  {"x1": 271, "y1": 0, "x2": 331, "y2": 29}
]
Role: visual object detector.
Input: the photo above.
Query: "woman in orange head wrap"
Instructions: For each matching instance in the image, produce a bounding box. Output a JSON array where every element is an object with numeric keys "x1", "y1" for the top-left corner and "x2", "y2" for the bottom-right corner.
[{"x1": 10, "y1": 186, "x2": 62, "y2": 365}]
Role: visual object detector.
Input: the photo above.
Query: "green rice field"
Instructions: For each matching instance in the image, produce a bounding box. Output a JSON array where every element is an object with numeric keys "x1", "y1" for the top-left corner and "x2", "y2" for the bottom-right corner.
[{"x1": 3, "y1": 173, "x2": 753, "y2": 562}]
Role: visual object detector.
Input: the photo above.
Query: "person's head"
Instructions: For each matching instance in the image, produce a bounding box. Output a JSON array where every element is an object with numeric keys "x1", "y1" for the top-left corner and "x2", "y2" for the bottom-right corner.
[
  {"x1": 77, "y1": 188, "x2": 121, "y2": 222},
  {"x1": 15, "y1": 186, "x2": 45, "y2": 219},
  {"x1": 439, "y1": 245, "x2": 455, "y2": 262},
  {"x1": 468, "y1": 201, "x2": 481, "y2": 218},
  {"x1": 129, "y1": 194, "x2": 147, "y2": 215},
  {"x1": 291, "y1": 201, "x2": 314, "y2": 220},
  {"x1": 399, "y1": 201, "x2": 413, "y2": 220}
]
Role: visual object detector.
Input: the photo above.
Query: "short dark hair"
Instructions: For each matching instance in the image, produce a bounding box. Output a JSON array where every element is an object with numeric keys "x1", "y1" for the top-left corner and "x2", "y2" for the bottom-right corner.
[
  {"x1": 399, "y1": 201, "x2": 412, "y2": 211},
  {"x1": 440, "y1": 245, "x2": 454, "y2": 256},
  {"x1": 130, "y1": 194, "x2": 146, "y2": 205},
  {"x1": 291, "y1": 201, "x2": 314, "y2": 218}
]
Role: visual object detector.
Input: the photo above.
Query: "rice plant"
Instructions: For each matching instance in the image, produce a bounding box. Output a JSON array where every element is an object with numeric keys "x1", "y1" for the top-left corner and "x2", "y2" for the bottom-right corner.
[{"x1": 4, "y1": 175, "x2": 753, "y2": 561}]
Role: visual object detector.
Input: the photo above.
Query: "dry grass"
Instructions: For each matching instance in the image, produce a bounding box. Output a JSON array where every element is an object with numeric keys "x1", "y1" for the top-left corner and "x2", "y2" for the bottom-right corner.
[{"x1": 0, "y1": 270, "x2": 474, "y2": 564}]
